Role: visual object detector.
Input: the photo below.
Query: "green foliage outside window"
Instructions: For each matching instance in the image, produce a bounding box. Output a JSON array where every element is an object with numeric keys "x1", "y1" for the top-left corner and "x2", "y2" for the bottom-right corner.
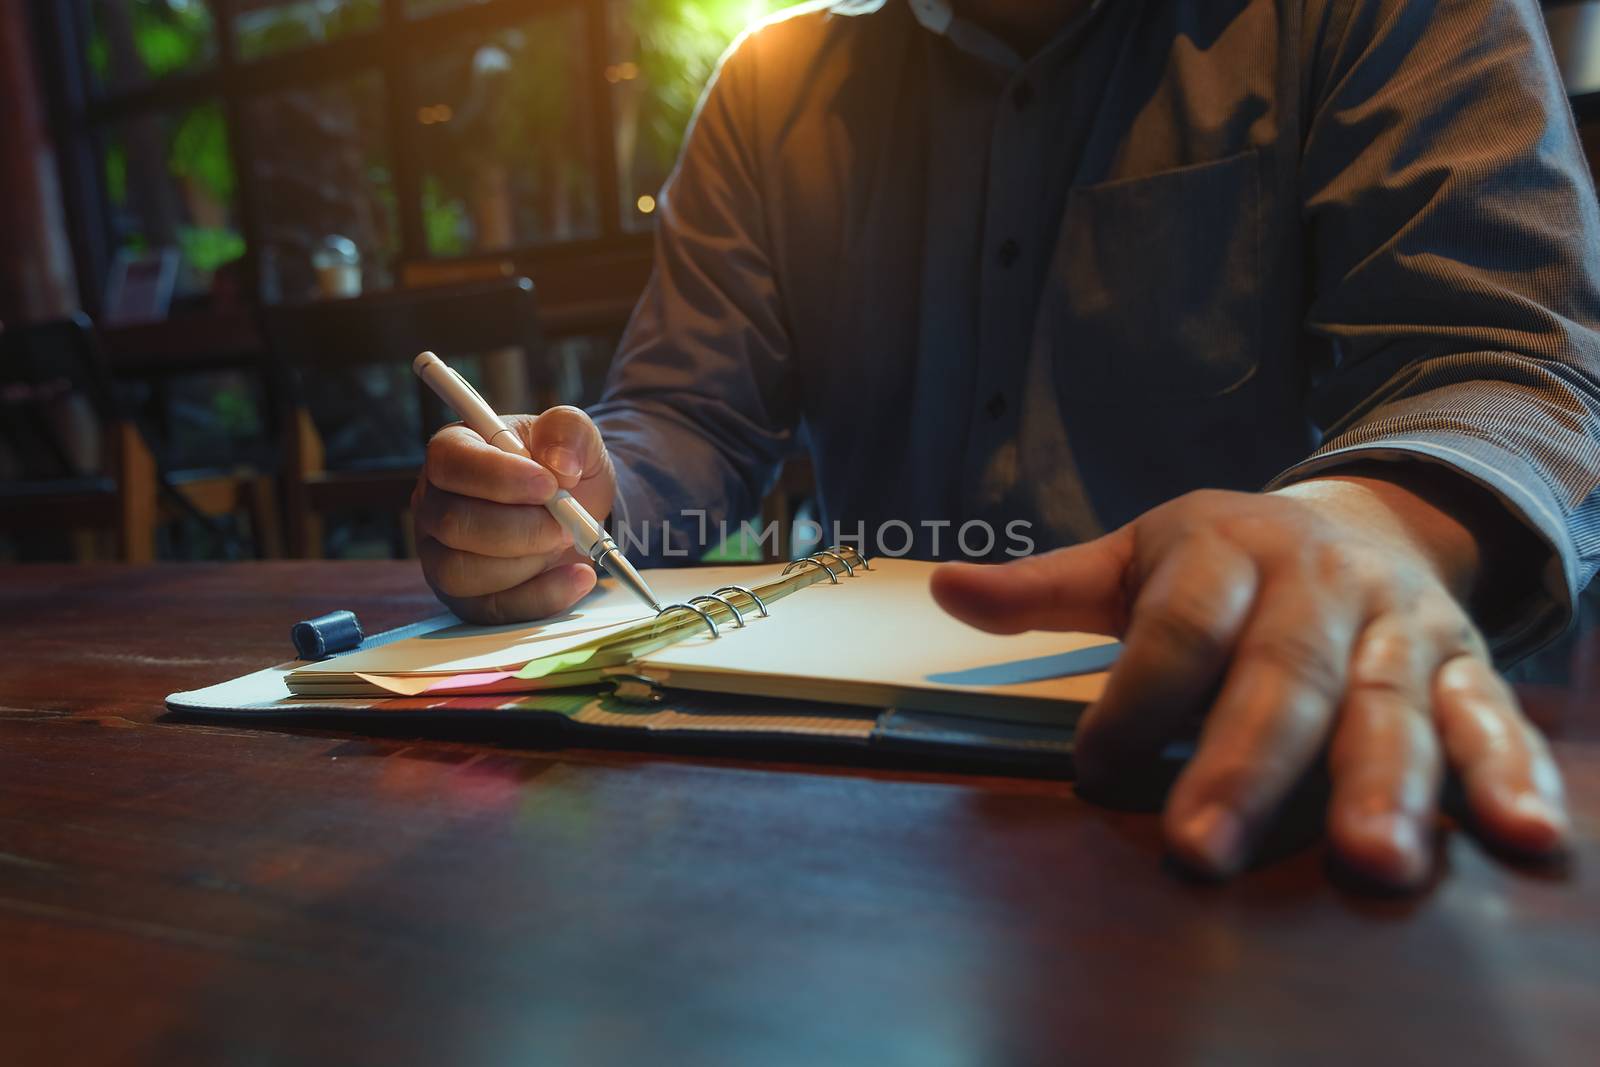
[
  {"x1": 95, "y1": 0, "x2": 802, "y2": 277},
  {"x1": 100, "y1": 100, "x2": 243, "y2": 283},
  {"x1": 168, "y1": 102, "x2": 233, "y2": 205},
  {"x1": 423, "y1": 174, "x2": 472, "y2": 257},
  {"x1": 627, "y1": 0, "x2": 796, "y2": 174},
  {"x1": 104, "y1": 143, "x2": 128, "y2": 205},
  {"x1": 86, "y1": 0, "x2": 214, "y2": 87},
  {"x1": 92, "y1": 3, "x2": 241, "y2": 285},
  {"x1": 176, "y1": 224, "x2": 247, "y2": 276},
  {"x1": 234, "y1": 0, "x2": 383, "y2": 61}
]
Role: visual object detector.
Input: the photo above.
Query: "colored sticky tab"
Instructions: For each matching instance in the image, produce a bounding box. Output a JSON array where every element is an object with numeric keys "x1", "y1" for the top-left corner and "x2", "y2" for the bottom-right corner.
[
  {"x1": 423, "y1": 671, "x2": 518, "y2": 693},
  {"x1": 354, "y1": 671, "x2": 516, "y2": 696},
  {"x1": 514, "y1": 647, "x2": 600, "y2": 680}
]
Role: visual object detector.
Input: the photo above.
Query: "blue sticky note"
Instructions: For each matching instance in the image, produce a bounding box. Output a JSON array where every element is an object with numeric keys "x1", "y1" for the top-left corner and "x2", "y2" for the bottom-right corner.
[{"x1": 925, "y1": 642, "x2": 1122, "y2": 687}]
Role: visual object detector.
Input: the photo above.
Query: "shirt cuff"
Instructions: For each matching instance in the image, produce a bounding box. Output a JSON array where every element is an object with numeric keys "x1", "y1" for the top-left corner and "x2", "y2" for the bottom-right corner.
[{"x1": 1264, "y1": 434, "x2": 1579, "y2": 663}]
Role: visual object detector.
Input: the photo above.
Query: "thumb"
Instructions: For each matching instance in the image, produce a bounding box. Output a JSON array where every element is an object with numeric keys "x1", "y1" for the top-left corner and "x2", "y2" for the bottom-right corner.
[
  {"x1": 521, "y1": 405, "x2": 609, "y2": 491},
  {"x1": 929, "y1": 528, "x2": 1135, "y2": 635}
]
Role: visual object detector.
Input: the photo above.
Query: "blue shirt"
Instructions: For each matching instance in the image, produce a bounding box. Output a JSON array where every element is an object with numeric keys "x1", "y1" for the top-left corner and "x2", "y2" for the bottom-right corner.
[{"x1": 590, "y1": 0, "x2": 1600, "y2": 661}]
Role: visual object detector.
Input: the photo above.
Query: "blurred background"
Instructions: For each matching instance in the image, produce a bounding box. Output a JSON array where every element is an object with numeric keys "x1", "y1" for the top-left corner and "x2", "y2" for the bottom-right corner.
[
  {"x1": 0, "y1": 0, "x2": 797, "y2": 564},
  {"x1": 0, "y1": 0, "x2": 1596, "y2": 678}
]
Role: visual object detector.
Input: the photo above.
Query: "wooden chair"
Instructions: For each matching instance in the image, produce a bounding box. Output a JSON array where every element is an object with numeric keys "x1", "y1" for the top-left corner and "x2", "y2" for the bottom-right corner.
[
  {"x1": 0, "y1": 314, "x2": 282, "y2": 561},
  {"x1": 399, "y1": 258, "x2": 556, "y2": 409},
  {"x1": 257, "y1": 277, "x2": 545, "y2": 558},
  {"x1": 399, "y1": 258, "x2": 515, "y2": 289},
  {"x1": 401, "y1": 257, "x2": 632, "y2": 407}
]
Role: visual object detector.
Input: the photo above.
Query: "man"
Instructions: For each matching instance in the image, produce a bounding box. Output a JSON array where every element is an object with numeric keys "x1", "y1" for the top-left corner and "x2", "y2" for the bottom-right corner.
[{"x1": 414, "y1": 0, "x2": 1600, "y2": 887}]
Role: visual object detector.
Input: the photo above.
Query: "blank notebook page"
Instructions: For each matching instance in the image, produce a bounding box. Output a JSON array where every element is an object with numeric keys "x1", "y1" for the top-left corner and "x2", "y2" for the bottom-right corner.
[{"x1": 637, "y1": 558, "x2": 1116, "y2": 717}]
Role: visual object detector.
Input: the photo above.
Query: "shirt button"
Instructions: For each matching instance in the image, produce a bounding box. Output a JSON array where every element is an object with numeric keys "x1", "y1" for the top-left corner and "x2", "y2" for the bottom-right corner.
[
  {"x1": 997, "y1": 238, "x2": 1020, "y2": 267},
  {"x1": 1012, "y1": 81, "x2": 1034, "y2": 111},
  {"x1": 986, "y1": 392, "x2": 1007, "y2": 420}
]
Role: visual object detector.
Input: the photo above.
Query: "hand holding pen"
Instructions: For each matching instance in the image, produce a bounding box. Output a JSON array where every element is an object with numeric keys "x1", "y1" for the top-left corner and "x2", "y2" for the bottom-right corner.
[{"x1": 412, "y1": 351, "x2": 661, "y2": 622}]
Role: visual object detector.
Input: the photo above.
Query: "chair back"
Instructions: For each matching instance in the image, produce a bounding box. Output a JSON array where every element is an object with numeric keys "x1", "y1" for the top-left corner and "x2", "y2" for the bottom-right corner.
[
  {"x1": 0, "y1": 314, "x2": 120, "y2": 480},
  {"x1": 257, "y1": 277, "x2": 542, "y2": 460}
]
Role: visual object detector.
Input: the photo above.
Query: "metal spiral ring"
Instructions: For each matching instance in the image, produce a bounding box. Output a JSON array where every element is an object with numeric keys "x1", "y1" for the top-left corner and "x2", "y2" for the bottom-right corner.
[
  {"x1": 827, "y1": 544, "x2": 871, "y2": 570},
  {"x1": 811, "y1": 549, "x2": 854, "y2": 576},
  {"x1": 783, "y1": 556, "x2": 840, "y2": 583},
  {"x1": 690, "y1": 593, "x2": 745, "y2": 627},
  {"x1": 653, "y1": 602, "x2": 719, "y2": 639},
  {"x1": 712, "y1": 584, "x2": 768, "y2": 617}
]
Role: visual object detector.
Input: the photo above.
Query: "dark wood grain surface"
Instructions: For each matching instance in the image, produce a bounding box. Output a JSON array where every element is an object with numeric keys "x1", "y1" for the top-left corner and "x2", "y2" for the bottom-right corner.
[{"x1": 1, "y1": 563, "x2": 1596, "y2": 1066}]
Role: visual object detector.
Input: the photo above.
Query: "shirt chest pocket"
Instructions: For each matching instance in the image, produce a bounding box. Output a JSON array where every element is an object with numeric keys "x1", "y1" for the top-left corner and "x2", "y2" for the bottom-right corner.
[{"x1": 1049, "y1": 148, "x2": 1263, "y2": 402}]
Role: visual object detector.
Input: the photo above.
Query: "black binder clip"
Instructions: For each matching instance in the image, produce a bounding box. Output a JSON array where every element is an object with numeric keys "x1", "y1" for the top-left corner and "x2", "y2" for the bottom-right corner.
[
  {"x1": 609, "y1": 673, "x2": 664, "y2": 705},
  {"x1": 291, "y1": 609, "x2": 365, "y2": 660}
]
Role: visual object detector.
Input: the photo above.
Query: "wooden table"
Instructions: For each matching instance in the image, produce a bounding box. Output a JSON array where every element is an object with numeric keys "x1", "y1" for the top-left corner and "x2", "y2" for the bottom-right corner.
[{"x1": 2, "y1": 563, "x2": 1596, "y2": 1065}]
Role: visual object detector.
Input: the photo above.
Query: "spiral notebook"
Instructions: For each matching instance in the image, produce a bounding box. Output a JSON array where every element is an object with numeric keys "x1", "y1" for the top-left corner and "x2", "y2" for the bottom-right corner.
[{"x1": 284, "y1": 549, "x2": 1118, "y2": 726}]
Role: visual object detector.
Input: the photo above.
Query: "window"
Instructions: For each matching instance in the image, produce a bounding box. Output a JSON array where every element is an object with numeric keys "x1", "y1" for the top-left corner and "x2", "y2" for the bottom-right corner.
[
  {"x1": 415, "y1": 9, "x2": 599, "y2": 254},
  {"x1": 234, "y1": 0, "x2": 381, "y2": 61},
  {"x1": 84, "y1": 0, "x2": 217, "y2": 93},
  {"x1": 99, "y1": 99, "x2": 241, "y2": 298},
  {"x1": 610, "y1": 0, "x2": 790, "y2": 230},
  {"x1": 42, "y1": 0, "x2": 800, "y2": 316},
  {"x1": 243, "y1": 71, "x2": 398, "y2": 297}
]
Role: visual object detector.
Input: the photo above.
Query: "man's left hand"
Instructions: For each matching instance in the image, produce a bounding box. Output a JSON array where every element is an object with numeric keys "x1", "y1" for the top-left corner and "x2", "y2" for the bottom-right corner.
[{"x1": 930, "y1": 478, "x2": 1570, "y2": 887}]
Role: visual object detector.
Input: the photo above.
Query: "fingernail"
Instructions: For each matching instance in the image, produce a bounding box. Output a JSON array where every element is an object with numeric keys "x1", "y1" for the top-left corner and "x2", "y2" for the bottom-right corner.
[
  {"x1": 1353, "y1": 811, "x2": 1426, "y2": 883},
  {"x1": 572, "y1": 564, "x2": 597, "y2": 596},
  {"x1": 1437, "y1": 655, "x2": 1485, "y2": 694},
  {"x1": 540, "y1": 446, "x2": 581, "y2": 479},
  {"x1": 1511, "y1": 791, "x2": 1569, "y2": 844},
  {"x1": 1179, "y1": 804, "x2": 1245, "y2": 874}
]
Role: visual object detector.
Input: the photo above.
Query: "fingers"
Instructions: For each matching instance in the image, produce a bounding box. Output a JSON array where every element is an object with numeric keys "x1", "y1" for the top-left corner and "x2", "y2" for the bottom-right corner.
[
  {"x1": 1325, "y1": 612, "x2": 1449, "y2": 887},
  {"x1": 434, "y1": 559, "x2": 598, "y2": 625},
  {"x1": 523, "y1": 405, "x2": 611, "y2": 492},
  {"x1": 1073, "y1": 536, "x2": 1258, "y2": 791},
  {"x1": 418, "y1": 407, "x2": 616, "y2": 624},
  {"x1": 418, "y1": 536, "x2": 572, "y2": 599},
  {"x1": 426, "y1": 415, "x2": 559, "y2": 505},
  {"x1": 1434, "y1": 655, "x2": 1569, "y2": 855},
  {"x1": 957, "y1": 488, "x2": 1568, "y2": 889},
  {"x1": 1162, "y1": 576, "x2": 1363, "y2": 876},
  {"x1": 930, "y1": 527, "x2": 1135, "y2": 635},
  {"x1": 415, "y1": 487, "x2": 572, "y2": 558}
]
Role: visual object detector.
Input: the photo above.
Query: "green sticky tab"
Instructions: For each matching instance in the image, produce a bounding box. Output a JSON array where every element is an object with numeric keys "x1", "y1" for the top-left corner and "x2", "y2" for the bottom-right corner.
[{"x1": 514, "y1": 646, "x2": 600, "y2": 680}]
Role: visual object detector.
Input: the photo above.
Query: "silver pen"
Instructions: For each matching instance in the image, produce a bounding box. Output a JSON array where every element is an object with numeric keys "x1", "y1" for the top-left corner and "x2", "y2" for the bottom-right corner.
[{"x1": 413, "y1": 351, "x2": 662, "y2": 612}]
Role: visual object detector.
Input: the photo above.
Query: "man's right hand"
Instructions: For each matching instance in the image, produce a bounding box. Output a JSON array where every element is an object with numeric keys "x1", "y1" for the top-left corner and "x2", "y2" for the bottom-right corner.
[{"x1": 414, "y1": 405, "x2": 617, "y2": 624}]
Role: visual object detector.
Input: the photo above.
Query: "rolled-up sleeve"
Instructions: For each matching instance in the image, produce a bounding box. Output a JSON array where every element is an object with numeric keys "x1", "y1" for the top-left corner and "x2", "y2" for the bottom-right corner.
[
  {"x1": 589, "y1": 32, "x2": 798, "y2": 566},
  {"x1": 1270, "y1": 0, "x2": 1600, "y2": 659}
]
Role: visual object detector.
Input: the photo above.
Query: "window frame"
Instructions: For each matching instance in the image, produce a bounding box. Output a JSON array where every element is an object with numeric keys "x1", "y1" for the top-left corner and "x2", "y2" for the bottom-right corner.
[{"x1": 30, "y1": 0, "x2": 652, "y2": 319}]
